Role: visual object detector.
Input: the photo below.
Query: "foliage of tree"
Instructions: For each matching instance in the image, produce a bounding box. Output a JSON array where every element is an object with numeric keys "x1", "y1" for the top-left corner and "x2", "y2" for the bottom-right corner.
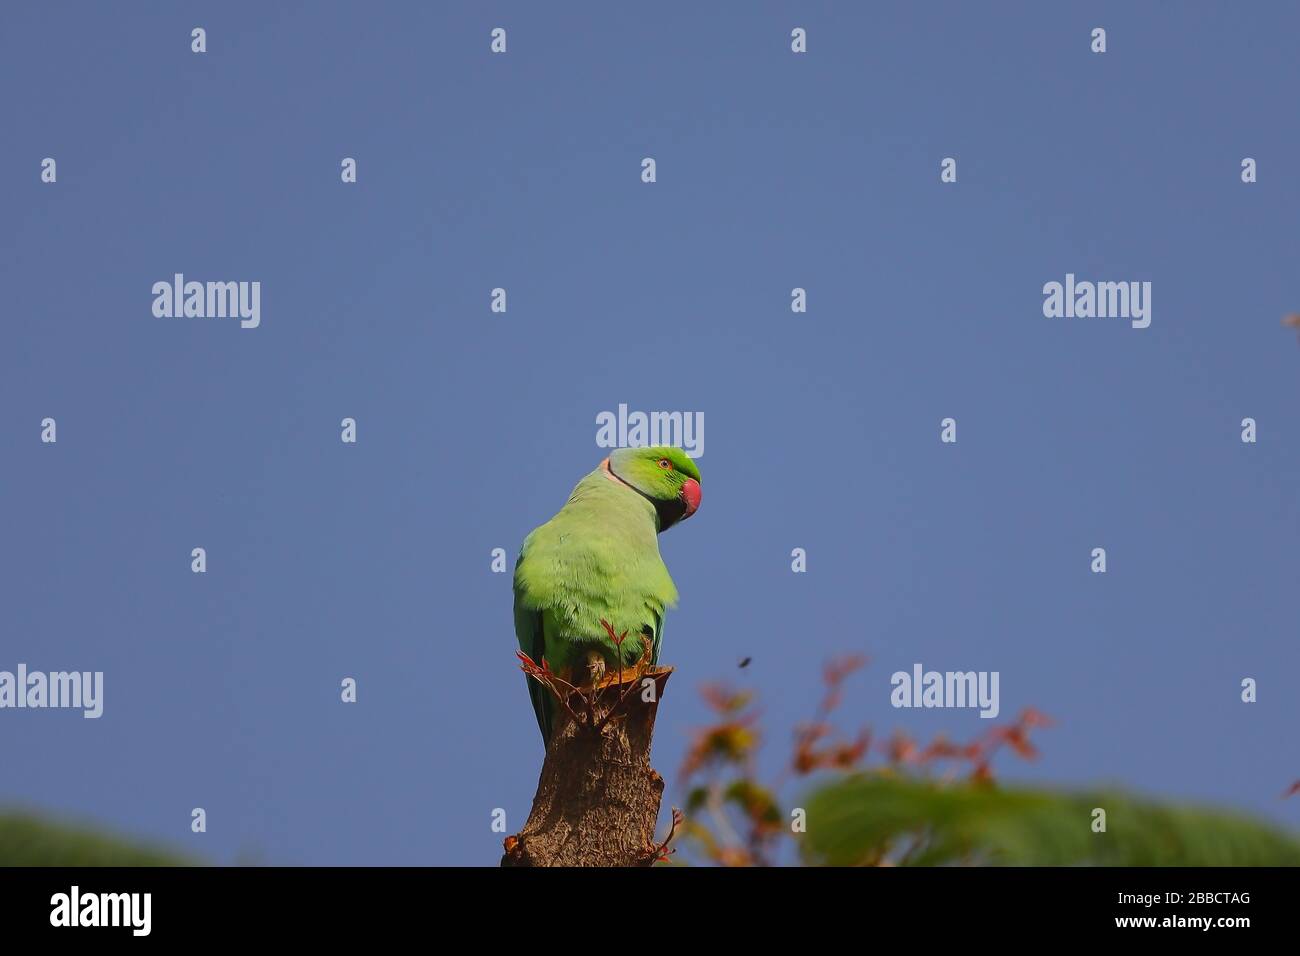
[
  {"x1": 675, "y1": 657, "x2": 1299, "y2": 866},
  {"x1": 0, "y1": 811, "x2": 193, "y2": 866}
]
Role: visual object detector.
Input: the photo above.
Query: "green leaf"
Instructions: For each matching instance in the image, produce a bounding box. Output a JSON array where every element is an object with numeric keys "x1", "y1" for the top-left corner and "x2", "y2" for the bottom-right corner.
[
  {"x1": 723, "y1": 780, "x2": 783, "y2": 830},
  {"x1": 0, "y1": 811, "x2": 197, "y2": 866},
  {"x1": 800, "y1": 774, "x2": 1300, "y2": 867}
]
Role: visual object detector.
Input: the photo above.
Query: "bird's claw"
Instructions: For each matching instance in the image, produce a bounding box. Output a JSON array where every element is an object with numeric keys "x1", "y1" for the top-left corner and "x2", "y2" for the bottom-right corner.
[{"x1": 585, "y1": 650, "x2": 607, "y2": 690}]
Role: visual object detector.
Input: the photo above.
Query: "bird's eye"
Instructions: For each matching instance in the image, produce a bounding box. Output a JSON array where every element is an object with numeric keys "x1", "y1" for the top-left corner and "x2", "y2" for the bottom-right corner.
[{"x1": 658, "y1": 458, "x2": 672, "y2": 469}]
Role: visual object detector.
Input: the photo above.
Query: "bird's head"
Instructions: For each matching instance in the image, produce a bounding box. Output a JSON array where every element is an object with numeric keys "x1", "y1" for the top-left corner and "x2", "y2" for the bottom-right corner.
[{"x1": 602, "y1": 446, "x2": 702, "y2": 532}]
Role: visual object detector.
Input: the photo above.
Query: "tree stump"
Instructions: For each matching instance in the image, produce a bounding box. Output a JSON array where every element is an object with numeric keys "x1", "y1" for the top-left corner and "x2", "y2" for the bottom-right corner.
[{"x1": 501, "y1": 667, "x2": 674, "y2": 867}]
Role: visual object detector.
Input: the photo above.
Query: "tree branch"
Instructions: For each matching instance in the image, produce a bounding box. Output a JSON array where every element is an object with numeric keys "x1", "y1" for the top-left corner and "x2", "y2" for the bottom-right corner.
[{"x1": 501, "y1": 665, "x2": 674, "y2": 867}]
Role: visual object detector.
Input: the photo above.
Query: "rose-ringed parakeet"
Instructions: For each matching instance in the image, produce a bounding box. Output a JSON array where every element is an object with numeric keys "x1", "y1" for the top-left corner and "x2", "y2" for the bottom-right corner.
[{"x1": 513, "y1": 446, "x2": 702, "y2": 743}]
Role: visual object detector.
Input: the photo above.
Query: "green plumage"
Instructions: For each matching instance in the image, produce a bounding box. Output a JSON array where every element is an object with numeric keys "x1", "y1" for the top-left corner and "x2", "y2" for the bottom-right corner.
[{"x1": 513, "y1": 446, "x2": 701, "y2": 743}]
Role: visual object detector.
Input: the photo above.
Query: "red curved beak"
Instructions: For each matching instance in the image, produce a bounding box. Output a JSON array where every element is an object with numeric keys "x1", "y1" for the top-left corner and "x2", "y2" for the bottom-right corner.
[{"x1": 681, "y1": 478, "x2": 701, "y2": 518}]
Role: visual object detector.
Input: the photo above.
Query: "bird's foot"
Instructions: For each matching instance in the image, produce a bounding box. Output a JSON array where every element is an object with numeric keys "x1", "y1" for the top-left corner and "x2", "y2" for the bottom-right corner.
[{"x1": 585, "y1": 649, "x2": 607, "y2": 690}]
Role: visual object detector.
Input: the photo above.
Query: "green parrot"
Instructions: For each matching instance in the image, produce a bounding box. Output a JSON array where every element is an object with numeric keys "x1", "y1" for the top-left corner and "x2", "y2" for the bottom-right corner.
[{"x1": 513, "y1": 446, "x2": 702, "y2": 743}]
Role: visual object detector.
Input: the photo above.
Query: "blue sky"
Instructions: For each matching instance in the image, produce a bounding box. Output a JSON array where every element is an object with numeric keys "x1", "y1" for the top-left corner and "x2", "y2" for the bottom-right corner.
[{"x1": 2, "y1": 2, "x2": 1297, "y2": 865}]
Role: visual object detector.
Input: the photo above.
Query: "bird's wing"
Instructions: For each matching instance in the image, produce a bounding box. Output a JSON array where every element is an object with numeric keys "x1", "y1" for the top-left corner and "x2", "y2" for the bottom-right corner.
[
  {"x1": 513, "y1": 531, "x2": 554, "y2": 743},
  {"x1": 650, "y1": 608, "x2": 663, "y2": 666},
  {"x1": 513, "y1": 596, "x2": 552, "y2": 743}
]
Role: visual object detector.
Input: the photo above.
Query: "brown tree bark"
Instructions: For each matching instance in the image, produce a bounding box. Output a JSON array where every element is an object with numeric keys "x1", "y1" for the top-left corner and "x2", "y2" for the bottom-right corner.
[{"x1": 501, "y1": 667, "x2": 674, "y2": 867}]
